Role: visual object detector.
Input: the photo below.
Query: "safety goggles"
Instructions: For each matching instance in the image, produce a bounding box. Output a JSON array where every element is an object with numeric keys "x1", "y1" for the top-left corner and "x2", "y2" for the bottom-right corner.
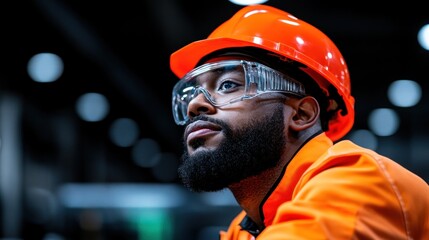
[{"x1": 172, "y1": 60, "x2": 306, "y2": 125}]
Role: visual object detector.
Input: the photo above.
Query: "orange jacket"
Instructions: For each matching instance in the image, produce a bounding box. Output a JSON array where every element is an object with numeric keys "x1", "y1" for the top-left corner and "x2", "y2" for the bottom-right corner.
[{"x1": 220, "y1": 133, "x2": 429, "y2": 240}]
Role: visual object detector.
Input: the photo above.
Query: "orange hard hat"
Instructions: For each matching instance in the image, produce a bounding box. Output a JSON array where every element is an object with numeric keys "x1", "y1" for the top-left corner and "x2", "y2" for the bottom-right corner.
[{"x1": 170, "y1": 4, "x2": 355, "y2": 141}]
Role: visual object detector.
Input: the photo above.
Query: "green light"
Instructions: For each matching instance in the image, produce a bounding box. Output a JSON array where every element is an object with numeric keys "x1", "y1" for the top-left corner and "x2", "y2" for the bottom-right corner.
[{"x1": 127, "y1": 209, "x2": 173, "y2": 240}]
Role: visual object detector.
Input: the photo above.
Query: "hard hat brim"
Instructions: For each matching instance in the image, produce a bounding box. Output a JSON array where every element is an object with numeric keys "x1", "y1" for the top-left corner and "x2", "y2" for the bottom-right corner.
[{"x1": 170, "y1": 37, "x2": 275, "y2": 79}]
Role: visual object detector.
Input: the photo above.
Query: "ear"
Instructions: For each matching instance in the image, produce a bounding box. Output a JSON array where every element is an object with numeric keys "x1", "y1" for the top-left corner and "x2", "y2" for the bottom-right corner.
[{"x1": 287, "y1": 96, "x2": 320, "y2": 132}]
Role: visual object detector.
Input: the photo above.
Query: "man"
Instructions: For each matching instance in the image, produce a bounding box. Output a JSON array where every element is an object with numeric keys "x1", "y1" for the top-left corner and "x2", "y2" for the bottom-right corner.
[{"x1": 169, "y1": 4, "x2": 429, "y2": 239}]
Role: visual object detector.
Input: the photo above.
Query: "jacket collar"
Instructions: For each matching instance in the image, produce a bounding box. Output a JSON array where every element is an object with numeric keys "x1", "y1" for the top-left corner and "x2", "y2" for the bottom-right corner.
[{"x1": 261, "y1": 132, "x2": 333, "y2": 226}]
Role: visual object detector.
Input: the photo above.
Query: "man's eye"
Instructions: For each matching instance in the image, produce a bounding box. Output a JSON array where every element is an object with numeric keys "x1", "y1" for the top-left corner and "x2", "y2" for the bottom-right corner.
[{"x1": 218, "y1": 80, "x2": 241, "y2": 92}]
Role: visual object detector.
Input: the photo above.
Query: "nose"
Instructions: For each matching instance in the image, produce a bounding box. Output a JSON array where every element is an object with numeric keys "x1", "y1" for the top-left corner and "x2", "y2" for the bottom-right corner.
[{"x1": 187, "y1": 91, "x2": 216, "y2": 120}]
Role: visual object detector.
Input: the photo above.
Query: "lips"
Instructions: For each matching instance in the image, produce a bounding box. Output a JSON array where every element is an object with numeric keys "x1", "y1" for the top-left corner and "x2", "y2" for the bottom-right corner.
[{"x1": 184, "y1": 120, "x2": 222, "y2": 143}]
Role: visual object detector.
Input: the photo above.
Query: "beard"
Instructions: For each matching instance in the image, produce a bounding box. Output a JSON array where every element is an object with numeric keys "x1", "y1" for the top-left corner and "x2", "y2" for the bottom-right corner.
[{"x1": 178, "y1": 105, "x2": 286, "y2": 192}]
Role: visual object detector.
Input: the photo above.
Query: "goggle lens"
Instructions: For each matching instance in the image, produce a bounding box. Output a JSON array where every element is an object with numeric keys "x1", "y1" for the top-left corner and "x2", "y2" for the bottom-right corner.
[{"x1": 172, "y1": 60, "x2": 305, "y2": 125}]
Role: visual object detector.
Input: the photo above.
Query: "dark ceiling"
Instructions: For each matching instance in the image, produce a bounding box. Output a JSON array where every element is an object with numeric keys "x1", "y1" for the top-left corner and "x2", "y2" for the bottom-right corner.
[{"x1": 1, "y1": 0, "x2": 428, "y2": 181}]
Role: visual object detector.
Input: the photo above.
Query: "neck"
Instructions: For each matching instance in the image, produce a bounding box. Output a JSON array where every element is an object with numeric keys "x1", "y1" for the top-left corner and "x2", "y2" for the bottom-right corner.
[{"x1": 228, "y1": 154, "x2": 291, "y2": 228}]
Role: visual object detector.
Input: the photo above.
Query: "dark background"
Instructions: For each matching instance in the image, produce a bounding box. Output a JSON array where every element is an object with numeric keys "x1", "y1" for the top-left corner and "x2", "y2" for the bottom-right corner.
[{"x1": 1, "y1": 0, "x2": 428, "y2": 239}]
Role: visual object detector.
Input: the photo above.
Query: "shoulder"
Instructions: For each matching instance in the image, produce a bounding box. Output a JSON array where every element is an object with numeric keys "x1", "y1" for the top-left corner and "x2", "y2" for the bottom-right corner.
[{"x1": 297, "y1": 139, "x2": 429, "y2": 202}]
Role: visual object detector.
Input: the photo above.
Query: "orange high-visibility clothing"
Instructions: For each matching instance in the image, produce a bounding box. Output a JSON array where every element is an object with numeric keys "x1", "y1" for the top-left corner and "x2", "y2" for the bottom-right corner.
[{"x1": 220, "y1": 133, "x2": 429, "y2": 240}]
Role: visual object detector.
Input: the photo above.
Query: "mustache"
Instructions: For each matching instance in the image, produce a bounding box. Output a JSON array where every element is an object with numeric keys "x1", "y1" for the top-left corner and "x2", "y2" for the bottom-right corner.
[{"x1": 186, "y1": 115, "x2": 230, "y2": 130}]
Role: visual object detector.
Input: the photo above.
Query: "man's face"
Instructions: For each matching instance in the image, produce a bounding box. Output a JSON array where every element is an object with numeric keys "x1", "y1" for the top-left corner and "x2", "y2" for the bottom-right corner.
[{"x1": 178, "y1": 104, "x2": 286, "y2": 192}]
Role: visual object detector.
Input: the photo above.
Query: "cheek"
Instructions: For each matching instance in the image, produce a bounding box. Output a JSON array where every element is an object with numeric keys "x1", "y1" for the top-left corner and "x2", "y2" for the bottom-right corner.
[
  {"x1": 281, "y1": 106, "x2": 297, "y2": 136},
  {"x1": 216, "y1": 102, "x2": 282, "y2": 128},
  {"x1": 215, "y1": 104, "x2": 265, "y2": 126},
  {"x1": 282, "y1": 105, "x2": 295, "y2": 121}
]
